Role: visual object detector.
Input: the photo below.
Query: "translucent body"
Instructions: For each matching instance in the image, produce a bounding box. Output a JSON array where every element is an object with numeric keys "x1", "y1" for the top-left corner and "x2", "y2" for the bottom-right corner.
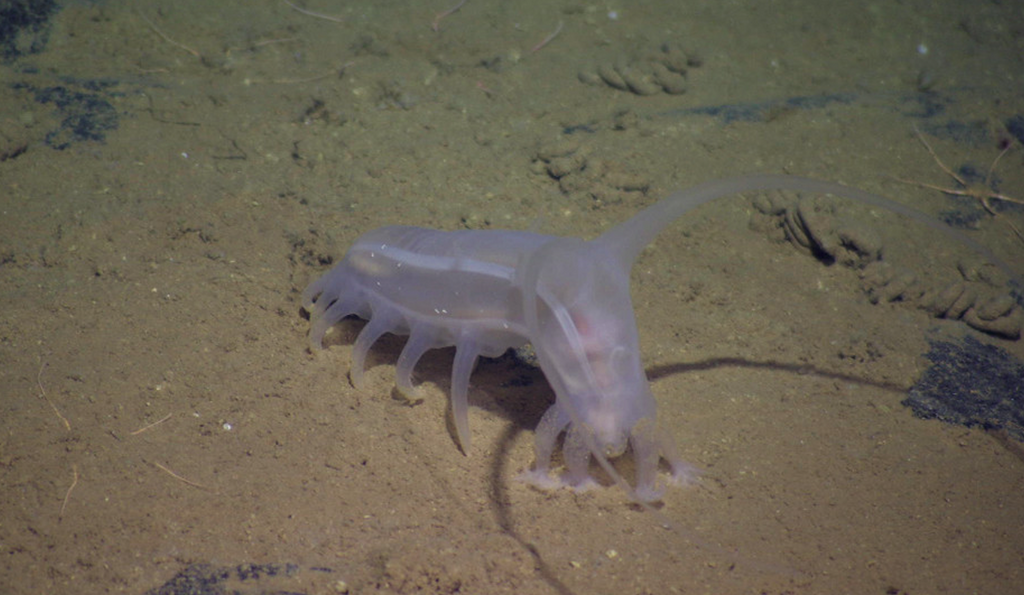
[{"x1": 303, "y1": 175, "x2": 1017, "y2": 502}]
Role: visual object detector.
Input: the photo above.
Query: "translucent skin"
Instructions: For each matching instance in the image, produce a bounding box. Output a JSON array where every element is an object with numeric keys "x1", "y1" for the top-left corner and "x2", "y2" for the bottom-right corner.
[
  {"x1": 304, "y1": 175, "x2": 1017, "y2": 503},
  {"x1": 302, "y1": 225, "x2": 694, "y2": 499}
]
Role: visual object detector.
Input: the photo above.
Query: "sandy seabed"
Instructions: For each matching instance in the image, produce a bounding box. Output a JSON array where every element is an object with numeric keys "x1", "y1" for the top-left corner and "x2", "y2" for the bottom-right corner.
[{"x1": 1, "y1": 1, "x2": 1022, "y2": 593}]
